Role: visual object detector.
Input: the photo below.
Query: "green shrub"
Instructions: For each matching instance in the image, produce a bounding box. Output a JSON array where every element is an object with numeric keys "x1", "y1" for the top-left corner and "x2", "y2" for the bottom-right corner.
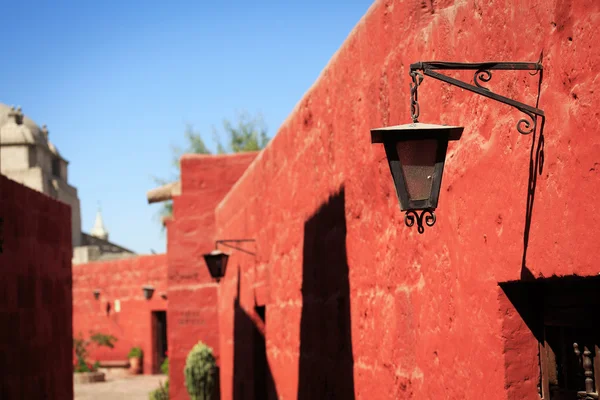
[
  {"x1": 73, "y1": 334, "x2": 89, "y2": 372},
  {"x1": 74, "y1": 332, "x2": 117, "y2": 372},
  {"x1": 149, "y1": 380, "x2": 169, "y2": 400},
  {"x1": 128, "y1": 347, "x2": 143, "y2": 358},
  {"x1": 184, "y1": 342, "x2": 217, "y2": 400},
  {"x1": 161, "y1": 357, "x2": 169, "y2": 375}
]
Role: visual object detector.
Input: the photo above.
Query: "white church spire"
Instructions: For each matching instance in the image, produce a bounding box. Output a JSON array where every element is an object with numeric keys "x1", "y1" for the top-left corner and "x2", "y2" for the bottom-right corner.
[{"x1": 90, "y1": 204, "x2": 109, "y2": 241}]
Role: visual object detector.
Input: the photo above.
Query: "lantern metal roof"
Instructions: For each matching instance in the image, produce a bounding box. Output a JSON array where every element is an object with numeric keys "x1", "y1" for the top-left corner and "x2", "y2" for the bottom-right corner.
[{"x1": 371, "y1": 123, "x2": 464, "y2": 143}]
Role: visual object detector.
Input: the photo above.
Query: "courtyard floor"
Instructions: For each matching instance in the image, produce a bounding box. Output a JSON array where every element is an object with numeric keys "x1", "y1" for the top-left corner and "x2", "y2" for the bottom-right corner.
[{"x1": 74, "y1": 375, "x2": 167, "y2": 400}]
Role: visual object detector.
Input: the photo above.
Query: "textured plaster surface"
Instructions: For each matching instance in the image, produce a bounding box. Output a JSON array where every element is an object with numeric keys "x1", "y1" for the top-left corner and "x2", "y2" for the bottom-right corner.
[
  {"x1": 72, "y1": 254, "x2": 168, "y2": 375},
  {"x1": 211, "y1": 1, "x2": 600, "y2": 399},
  {"x1": 166, "y1": 152, "x2": 258, "y2": 400}
]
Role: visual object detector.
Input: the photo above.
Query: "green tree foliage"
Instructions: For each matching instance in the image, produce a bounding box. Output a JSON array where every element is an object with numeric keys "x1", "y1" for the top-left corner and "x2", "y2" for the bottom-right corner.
[
  {"x1": 90, "y1": 333, "x2": 118, "y2": 349},
  {"x1": 184, "y1": 342, "x2": 217, "y2": 400},
  {"x1": 214, "y1": 111, "x2": 269, "y2": 154},
  {"x1": 153, "y1": 112, "x2": 269, "y2": 223}
]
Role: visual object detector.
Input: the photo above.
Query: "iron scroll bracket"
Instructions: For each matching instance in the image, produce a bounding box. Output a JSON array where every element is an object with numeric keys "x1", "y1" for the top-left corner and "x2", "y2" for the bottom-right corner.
[
  {"x1": 409, "y1": 60, "x2": 546, "y2": 135},
  {"x1": 403, "y1": 59, "x2": 546, "y2": 234},
  {"x1": 215, "y1": 239, "x2": 256, "y2": 256}
]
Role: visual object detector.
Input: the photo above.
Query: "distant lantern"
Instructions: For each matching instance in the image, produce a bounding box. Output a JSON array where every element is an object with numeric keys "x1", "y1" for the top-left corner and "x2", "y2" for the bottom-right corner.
[
  {"x1": 203, "y1": 250, "x2": 230, "y2": 282},
  {"x1": 93, "y1": 289, "x2": 101, "y2": 300},
  {"x1": 370, "y1": 122, "x2": 463, "y2": 233},
  {"x1": 142, "y1": 285, "x2": 155, "y2": 300}
]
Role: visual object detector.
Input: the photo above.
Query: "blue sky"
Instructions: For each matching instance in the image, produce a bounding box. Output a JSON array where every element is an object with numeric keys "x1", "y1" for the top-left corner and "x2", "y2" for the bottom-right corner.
[{"x1": 1, "y1": 0, "x2": 373, "y2": 254}]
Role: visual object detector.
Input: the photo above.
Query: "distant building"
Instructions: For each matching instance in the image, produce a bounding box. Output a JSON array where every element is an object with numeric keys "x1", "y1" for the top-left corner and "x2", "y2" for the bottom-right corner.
[{"x1": 0, "y1": 103, "x2": 134, "y2": 264}]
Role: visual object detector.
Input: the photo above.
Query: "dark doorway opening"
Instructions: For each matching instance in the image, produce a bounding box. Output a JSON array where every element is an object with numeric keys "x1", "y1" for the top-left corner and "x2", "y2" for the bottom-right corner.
[{"x1": 152, "y1": 311, "x2": 168, "y2": 374}]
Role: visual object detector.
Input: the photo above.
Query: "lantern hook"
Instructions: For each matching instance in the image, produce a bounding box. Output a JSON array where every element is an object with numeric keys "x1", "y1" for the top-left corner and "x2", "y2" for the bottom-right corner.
[{"x1": 410, "y1": 70, "x2": 424, "y2": 123}]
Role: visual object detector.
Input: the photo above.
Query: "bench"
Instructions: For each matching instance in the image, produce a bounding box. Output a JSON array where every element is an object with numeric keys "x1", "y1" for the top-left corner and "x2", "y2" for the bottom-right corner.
[{"x1": 97, "y1": 360, "x2": 130, "y2": 379}]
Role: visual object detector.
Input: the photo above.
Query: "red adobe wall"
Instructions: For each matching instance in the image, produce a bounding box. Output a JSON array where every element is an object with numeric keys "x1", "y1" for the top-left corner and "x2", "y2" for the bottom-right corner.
[
  {"x1": 166, "y1": 152, "x2": 258, "y2": 400},
  {"x1": 72, "y1": 254, "x2": 168, "y2": 375},
  {"x1": 214, "y1": 1, "x2": 600, "y2": 399},
  {"x1": 0, "y1": 176, "x2": 73, "y2": 399}
]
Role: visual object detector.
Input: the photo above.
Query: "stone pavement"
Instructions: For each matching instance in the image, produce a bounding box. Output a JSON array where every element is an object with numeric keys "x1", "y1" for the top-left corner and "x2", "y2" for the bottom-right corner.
[{"x1": 74, "y1": 374, "x2": 168, "y2": 400}]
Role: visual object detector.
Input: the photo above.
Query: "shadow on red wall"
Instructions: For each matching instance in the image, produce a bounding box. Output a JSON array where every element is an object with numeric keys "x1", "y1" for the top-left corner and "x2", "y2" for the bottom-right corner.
[
  {"x1": 520, "y1": 74, "x2": 545, "y2": 277},
  {"x1": 233, "y1": 268, "x2": 278, "y2": 400},
  {"x1": 297, "y1": 188, "x2": 355, "y2": 399}
]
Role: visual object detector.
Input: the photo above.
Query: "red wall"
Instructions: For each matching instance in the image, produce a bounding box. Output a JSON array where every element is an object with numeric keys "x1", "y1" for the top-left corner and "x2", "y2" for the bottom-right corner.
[
  {"x1": 0, "y1": 176, "x2": 73, "y2": 399},
  {"x1": 72, "y1": 254, "x2": 168, "y2": 374},
  {"x1": 213, "y1": 1, "x2": 600, "y2": 399},
  {"x1": 167, "y1": 152, "x2": 258, "y2": 400}
]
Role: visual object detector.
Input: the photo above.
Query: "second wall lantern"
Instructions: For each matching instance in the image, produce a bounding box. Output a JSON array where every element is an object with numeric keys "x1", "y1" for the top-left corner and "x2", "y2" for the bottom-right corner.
[
  {"x1": 203, "y1": 239, "x2": 255, "y2": 282},
  {"x1": 142, "y1": 285, "x2": 155, "y2": 300},
  {"x1": 203, "y1": 250, "x2": 230, "y2": 282}
]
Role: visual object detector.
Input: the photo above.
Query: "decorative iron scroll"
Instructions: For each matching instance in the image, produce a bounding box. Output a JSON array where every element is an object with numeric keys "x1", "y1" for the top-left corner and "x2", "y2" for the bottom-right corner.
[
  {"x1": 474, "y1": 69, "x2": 492, "y2": 90},
  {"x1": 409, "y1": 60, "x2": 545, "y2": 136},
  {"x1": 404, "y1": 209, "x2": 436, "y2": 234},
  {"x1": 516, "y1": 109, "x2": 537, "y2": 135}
]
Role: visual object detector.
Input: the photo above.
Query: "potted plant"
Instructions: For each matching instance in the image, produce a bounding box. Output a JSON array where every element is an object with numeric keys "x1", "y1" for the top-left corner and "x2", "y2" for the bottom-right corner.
[
  {"x1": 128, "y1": 346, "x2": 143, "y2": 374},
  {"x1": 73, "y1": 332, "x2": 117, "y2": 384}
]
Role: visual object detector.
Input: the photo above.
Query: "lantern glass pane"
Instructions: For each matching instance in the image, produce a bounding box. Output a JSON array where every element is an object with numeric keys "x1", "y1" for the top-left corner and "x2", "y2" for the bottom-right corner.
[
  {"x1": 396, "y1": 139, "x2": 438, "y2": 201},
  {"x1": 215, "y1": 259, "x2": 222, "y2": 277},
  {"x1": 209, "y1": 257, "x2": 220, "y2": 277}
]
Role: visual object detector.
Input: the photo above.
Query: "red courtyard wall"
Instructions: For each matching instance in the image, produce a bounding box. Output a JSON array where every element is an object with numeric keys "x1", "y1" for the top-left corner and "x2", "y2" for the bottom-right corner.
[
  {"x1": 0, "y1": 176, "x2": 73, "y2": 399},
  {"x1": 213, "y1": 1, "x2": 600, "y2": 399},
  {"x1": 167, "y1": 152, "x2": 258, "y2": 400},
  {"x1": 72, "y1": 254, "x2": 168, "y2": 375}
]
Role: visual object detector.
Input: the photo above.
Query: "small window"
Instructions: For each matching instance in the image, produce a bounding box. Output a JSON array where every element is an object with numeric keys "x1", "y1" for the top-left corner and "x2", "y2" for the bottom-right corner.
[
  {"x1": 51, "y1": 158, "x2": 61, "y2": 178},
  {"x1": 539, "y1": 279, "x2": 600, "y2": 399},
  {"x1": 28, "y1": 147, "x2": 37, "y2": 168},
  {"x1": 501, "y1": 276, "x2": 600, "y2": 400}
]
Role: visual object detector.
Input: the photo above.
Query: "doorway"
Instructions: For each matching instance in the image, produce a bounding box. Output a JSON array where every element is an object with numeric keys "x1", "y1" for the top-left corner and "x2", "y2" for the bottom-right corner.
[{"x1": 152, "y1": 311, "x2": 168, "y2": 374}]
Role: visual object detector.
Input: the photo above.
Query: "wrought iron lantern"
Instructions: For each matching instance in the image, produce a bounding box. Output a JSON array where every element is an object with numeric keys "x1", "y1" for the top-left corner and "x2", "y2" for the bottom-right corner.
[
  {"x1": 372, "y1": 58, "x2": 546, "y2": 233},
  {"x1": 203, "y1": 250, "x2": 230, "y2": 282},
  {"x1": 202, "y1": 239, "x2": 255, "y2": 282},
  {"x1": 142, "y1": 285, "x2": 155, "y2": 300},
  {"x1": 371, "y1": 123, "x2": 463, "y2": 233},
  {"x1": 93, "y1": 289, "x2": 101, "y2": 300}
]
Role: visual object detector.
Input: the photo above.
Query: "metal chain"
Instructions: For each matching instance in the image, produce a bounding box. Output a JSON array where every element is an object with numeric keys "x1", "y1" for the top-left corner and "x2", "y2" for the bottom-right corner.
[{"x1": 410, "y1": 71, "x2": 423, "y2": 123}]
